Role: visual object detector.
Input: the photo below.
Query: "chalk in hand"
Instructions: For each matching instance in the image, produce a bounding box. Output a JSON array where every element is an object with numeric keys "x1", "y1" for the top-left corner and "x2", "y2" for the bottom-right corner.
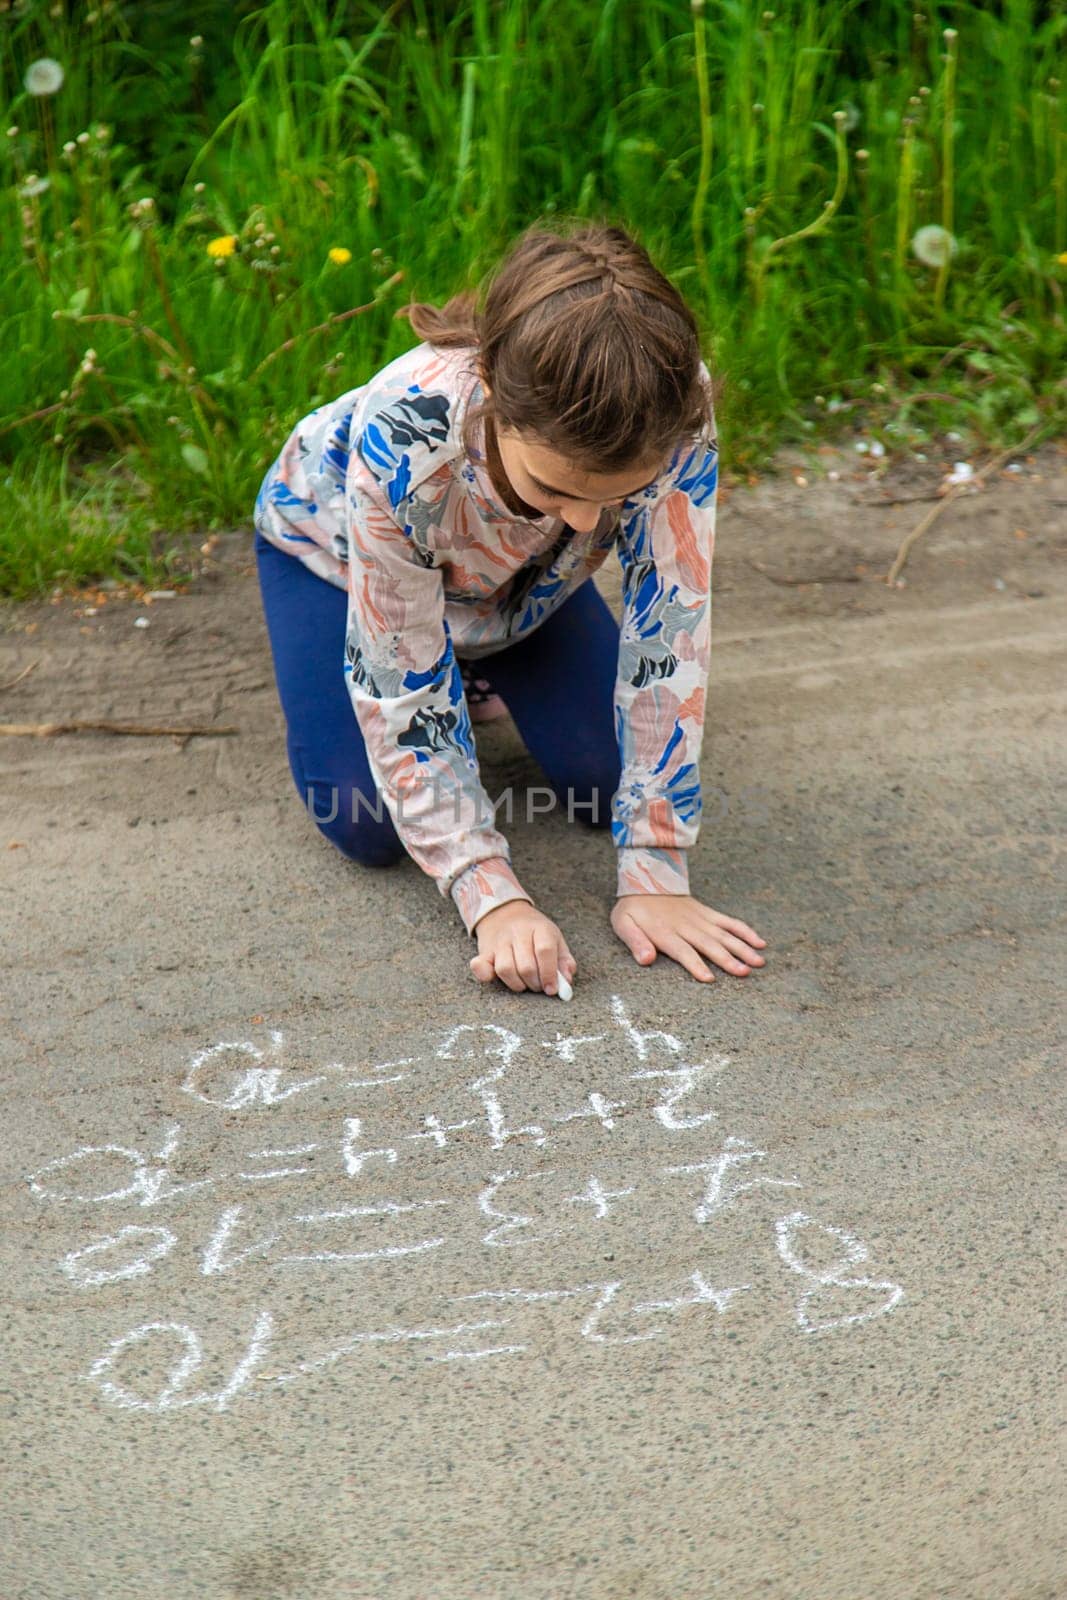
[{"x1": 554, "y1": 970, "x2": 573, "y2": 1002}]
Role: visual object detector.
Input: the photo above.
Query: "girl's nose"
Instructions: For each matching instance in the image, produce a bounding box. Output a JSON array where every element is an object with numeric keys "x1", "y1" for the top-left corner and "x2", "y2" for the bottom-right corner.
[{"x1": 562, "y1": 504, "x2": 603, "y2": 533}]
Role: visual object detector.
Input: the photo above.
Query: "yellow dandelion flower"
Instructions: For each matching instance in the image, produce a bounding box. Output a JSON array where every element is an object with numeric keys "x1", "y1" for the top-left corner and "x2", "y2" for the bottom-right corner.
[
  {"x1": 328, "y1": 247, "x2": 352, "y2": 266},
  {"x1": 206, "y1": 234, "x2": 238, "y2": 259},
  {"x1": 1058, "y1": 251, "x2": 1067, "y2": 267}
]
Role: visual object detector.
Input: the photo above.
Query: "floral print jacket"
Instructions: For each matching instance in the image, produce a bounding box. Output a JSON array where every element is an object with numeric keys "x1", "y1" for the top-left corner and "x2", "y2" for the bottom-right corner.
[{"x1": 254, "y1": 341, "x2": 718, "y2": 938}]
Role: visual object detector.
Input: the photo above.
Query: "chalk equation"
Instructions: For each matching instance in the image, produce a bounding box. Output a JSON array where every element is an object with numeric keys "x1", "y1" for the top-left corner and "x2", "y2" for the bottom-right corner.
[{"x1": 26, "y1": 996, "x2": 905, "y2": 1413}]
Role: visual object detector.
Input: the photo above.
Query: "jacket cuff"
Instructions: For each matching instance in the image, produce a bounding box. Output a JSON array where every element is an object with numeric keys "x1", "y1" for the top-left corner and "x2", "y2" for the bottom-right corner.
[
  {"x1": 616, "y1": 845, "x2": 690, "y2": 898},
  {"x1": 450, "y1": 856, "x2": 534, "y2": 937}
]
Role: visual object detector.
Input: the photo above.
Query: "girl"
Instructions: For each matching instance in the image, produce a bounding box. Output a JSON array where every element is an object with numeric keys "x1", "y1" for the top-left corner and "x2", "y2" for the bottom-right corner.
[{"x1": 253, "y1": 218, "x2": 767, "y2": 997}]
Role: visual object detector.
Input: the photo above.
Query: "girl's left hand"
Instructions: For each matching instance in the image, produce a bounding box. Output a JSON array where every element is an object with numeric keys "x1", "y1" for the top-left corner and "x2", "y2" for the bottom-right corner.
[{"x1": 611, "y1": 894, "x2": 767, "y2": 983}]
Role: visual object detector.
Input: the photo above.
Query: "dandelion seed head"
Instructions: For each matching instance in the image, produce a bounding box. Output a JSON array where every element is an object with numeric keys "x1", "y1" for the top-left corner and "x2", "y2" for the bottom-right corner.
[
  {"x1": 6, "y1": 126, "x2": 19, "y2": 138},
  {"x1": 20, "y1": 174, "x2": 50, "y2": 198},
  {"x1": 839, "y1": 100, "x2": 861, "y2": 132},
  {"x1": 912, "y1": 224, "x2": 958, "y2": 267},
  {"x1": 76, "y1": 131, "x2": 90, "y2": 145},
  {"x1": 24, "y1": 58, "x2": 64, "y2": 96}
]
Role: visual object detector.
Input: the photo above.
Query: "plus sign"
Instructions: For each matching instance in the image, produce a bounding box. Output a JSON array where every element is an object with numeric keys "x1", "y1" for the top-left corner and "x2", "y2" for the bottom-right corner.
[{"x1": 563, "y1": 1175, "x2": 636, "y2": 1219}]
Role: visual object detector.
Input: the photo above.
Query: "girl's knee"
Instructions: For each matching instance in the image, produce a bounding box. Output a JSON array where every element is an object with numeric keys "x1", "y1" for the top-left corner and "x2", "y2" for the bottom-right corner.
[{"x1": 301, "y1": 780, "x2": 405, "y2": 867}]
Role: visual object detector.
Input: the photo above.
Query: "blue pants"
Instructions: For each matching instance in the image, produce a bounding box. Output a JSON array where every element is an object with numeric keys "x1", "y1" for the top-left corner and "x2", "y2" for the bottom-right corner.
[{"x1": 254, "y1": 529, "x2": 622, "y2": 868}]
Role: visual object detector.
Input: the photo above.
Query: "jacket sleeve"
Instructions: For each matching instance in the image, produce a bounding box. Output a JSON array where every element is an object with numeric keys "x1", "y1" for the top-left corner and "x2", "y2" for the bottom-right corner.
[
  {"x1": 611, "y1": 423, "x2": 718, "y2": 898},
  {"x1": 343, "y1": 430, "x2": 533, "y2": 937}
]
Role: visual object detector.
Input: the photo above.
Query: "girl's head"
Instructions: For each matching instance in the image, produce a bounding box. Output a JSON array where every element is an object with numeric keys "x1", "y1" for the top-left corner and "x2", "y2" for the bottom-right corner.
[{"x1": 398, "y1": 217, "x2": 719, "y2": 532}]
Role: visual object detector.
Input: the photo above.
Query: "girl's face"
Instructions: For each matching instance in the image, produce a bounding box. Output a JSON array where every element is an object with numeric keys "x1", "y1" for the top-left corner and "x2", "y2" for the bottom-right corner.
[{"x1": 490, "y1": 418, "x2": 667, "y2": 535}]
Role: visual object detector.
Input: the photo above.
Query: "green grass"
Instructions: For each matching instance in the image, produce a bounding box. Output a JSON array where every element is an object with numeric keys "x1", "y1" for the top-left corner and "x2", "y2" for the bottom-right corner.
[{"x1": 1, "y1": 0, "x2": 1064, "y2": 598}]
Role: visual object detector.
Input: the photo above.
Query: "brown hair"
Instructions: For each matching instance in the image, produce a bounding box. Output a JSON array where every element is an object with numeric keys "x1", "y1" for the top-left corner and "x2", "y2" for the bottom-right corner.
[{"x1": 394, "y1": 215, "x2": 719, "y2": 476}]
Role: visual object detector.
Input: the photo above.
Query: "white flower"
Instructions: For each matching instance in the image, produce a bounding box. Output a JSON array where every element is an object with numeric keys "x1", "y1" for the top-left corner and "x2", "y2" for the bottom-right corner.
[
  {"x1": 24, "y1": 58, "x2": 65, "y2": 96},
  {"x1": 912, "y1": 225, "x2": 958, "y2": 267}
]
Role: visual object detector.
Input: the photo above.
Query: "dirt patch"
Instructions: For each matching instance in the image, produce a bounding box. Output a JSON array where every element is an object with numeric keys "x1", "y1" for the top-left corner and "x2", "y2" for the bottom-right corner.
[{"x1": 2, "y1": 439, "x2": 1062, "y2": 819}]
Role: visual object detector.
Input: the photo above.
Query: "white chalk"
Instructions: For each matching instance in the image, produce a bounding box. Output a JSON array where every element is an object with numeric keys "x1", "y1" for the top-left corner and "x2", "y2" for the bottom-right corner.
[{"x1": 554, "y1": 971, "x2": 573, "y2": 1002}]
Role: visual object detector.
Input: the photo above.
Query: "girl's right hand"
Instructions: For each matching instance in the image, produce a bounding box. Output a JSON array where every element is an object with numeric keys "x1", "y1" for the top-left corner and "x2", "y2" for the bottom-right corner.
[{"x1": 469, "y1": 901, "x2": 578, "y2": 996}]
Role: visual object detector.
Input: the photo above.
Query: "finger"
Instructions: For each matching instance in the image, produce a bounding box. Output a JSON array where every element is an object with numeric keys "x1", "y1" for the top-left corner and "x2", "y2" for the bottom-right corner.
[
  {"x1": 658, "y1": 932, "x2": 716, "y2": 983},
  {"x1": 533, "y1": 934, "x2": 559, "y2": 995},
  {"x1": 714, "y1": 929, "x2": 766, "y2": 966},
  {"x1": 711, "y1": 913, "x2": 767, "y2": 947},
  {"x1": 514, "y1": 933, "x2": 543, "y2": 992},
  {"x1": 493, "y1": 946, "x2": 526, "y2": 995},
  {"x1": 689, "y1": 906, "x2": 767, "y2": 956},
  {"x1": 680, "y1": 924, "x2": 762, "y2": 975},
  {"x1": 614, "y1": 911, "x2": 657, "y2": 966},
  {"x1": 558, "y1": 940, "x2": 578, "y2": 980},
  {"x1": 470, "y1": 954, "x2": 495, "y2": 983}
]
